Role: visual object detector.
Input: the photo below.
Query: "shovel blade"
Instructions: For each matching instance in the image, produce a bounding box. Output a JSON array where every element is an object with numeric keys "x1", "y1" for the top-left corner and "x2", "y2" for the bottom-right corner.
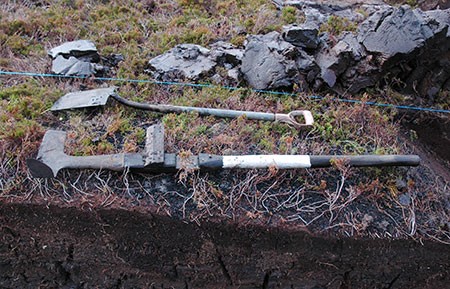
[
  {"x1": 26, "y1": 158, "x2": 58, "y2": 178},
  {"x1": 51, "y1": 87, "x2": 116, "y2": 111}
]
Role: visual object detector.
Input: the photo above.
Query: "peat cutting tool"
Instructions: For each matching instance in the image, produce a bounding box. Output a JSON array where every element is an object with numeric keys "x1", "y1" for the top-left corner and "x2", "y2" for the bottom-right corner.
[
  {"x1": 50, "y1": 87, "x2": 314, "y2": 129},
  {"x1": 27, "y1": 124, "x2": 421, "y2": 178}
]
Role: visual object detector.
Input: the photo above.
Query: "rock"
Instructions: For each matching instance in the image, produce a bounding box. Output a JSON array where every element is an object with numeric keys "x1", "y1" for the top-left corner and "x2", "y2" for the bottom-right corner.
[
  {"x1": 304, "y1": 7, "x2": 329, "y2": 24},
  {"x1": 360, "y1": 3, "x2": 392, "y2": 16},
  {"x1": 148, "y1": 44, "x2": 217, "y2": 81},
  {"x1": 313, "y1": 40, "x2": 344, "y2": 79},
  {"x1": 424, "y1": 8, "x2": 450, "y2": 37},
  {"x1": 295, "y1": 49, "x2": 320, "y2": 90},
  {"x1": 47, "y1": 40, "x2": 115, "y2": 76},
  {"x1": 240, "y1": 32, "x2": 299, "y2": 90},
  {"x1": 51, "y1": 55, "x2": 93, "y2": 76},
  {"x1": 334, "y1": 33, "x2": 365, "y2": 61},
  {"x1": 296, "y1": 49, "x2": 316, "y2": 71},
  {"x1": 359, "y1": 6, "x2": 437, "y2": 64},
  {"x1": 282, "y1": 22, "x2": 321, "y2": 49},
  {"x1": 227, "y1": 68, "x2": 241, "y2": 82},
  {"x1": 316, "y1": 32, "x2": 365, "y2": 88},
  {"x1": 48, "y1": 39, "x2": 99, "y2": 62},
  {"x1": 142, "y1": 5, "x2": 448, "y2": 95},
  {"x1": 321, "y1": 6, "x2": 450, "y2": 94},
  {"x1": 210, "y1": 41, "x2": 244, "y2": 67},
  {"x1": 358, "y1": 6, "x2": 450, "y2": 95},
  {"x1": 396, "y1": 179, "x2": 407, "y2": 191},
  {"x1": 398, "y1": 193, "x2": 412, "y2": 206},
  {"x1": 102, "y1": 53, "x2": 124, "y2": 67},
  {"x1": 333, "y1": 8, "x2": 366, "y2": 22},
  {"x1": 403, "y1": 9, "x2": 450, "y2": 96},
  {"x1": 210, "y1": 73, "x2": 223, "y2": 84},
  {"x1": 273, "y1": 0, "x2": 385, "y2": 13},
  {"x1": 147, "y1": 42, "x2": 244, "y2": 84}
]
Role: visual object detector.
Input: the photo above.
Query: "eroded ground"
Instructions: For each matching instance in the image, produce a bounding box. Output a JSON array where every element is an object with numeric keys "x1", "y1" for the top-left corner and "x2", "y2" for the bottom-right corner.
[{"x1": 1, "y1": 203, "x2": 449, "y2": 288}]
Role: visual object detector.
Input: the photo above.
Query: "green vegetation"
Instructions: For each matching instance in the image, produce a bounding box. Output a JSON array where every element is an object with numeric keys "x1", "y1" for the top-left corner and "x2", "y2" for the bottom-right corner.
[
  {"x1": 320, "y1": 15, "x2": 358, "y2": 36},
  {"x1": 281, "y1": 6, "x2": 304, "y2": 25}
]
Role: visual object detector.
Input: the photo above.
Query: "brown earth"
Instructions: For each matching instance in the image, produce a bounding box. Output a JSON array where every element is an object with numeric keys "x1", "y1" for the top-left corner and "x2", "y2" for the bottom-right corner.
[{"x1": 1, "y1": 202, "x2": 449, "y2": 289}]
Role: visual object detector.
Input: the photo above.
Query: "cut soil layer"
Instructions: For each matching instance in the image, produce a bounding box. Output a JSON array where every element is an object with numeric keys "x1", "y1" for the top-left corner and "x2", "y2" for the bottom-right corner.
[
  {"x1": 401, "y1": 112, "x2": 450, "y2": 181},
  {"x1": 1, "y1": 202, "x2": 448, "y2": 288}
]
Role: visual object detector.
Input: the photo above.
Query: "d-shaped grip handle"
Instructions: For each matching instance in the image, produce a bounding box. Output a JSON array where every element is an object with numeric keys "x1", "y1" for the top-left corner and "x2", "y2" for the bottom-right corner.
[{"x1": 275, "y1": 110, "x2": 314, "y2": 129}]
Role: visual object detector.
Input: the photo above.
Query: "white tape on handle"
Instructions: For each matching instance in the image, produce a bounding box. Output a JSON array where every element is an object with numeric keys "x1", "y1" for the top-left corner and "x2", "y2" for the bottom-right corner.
[{"x1": 223, "y1": 155, "x2": 311, "y2": 169}]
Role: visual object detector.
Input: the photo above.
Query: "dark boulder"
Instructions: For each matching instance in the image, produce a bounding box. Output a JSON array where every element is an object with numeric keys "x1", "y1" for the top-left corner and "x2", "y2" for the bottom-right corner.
[
  {"x1": 240, "y1": 32, "x2": 300, "y2": 90},
  {"x1": 357, "y1": 6, "x2": 450, "y2": 95},
  {"x1": 315, "y1": 6, "x2": 450, "y2": 95},
  {"x1": 282, "y1": 23, "x2": 321, "y2": 49},
  {"x1": 316, "y1": 32, "x2": 366, "y2": 88},
  {"x1": 359, "y1": 6, "x2": 436, "y2": 64}
]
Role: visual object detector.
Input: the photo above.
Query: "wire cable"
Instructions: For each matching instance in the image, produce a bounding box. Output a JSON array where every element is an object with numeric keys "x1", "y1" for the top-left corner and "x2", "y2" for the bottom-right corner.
[{"x1": 1, "y1": 70, "x2": 449, "y2": 114}]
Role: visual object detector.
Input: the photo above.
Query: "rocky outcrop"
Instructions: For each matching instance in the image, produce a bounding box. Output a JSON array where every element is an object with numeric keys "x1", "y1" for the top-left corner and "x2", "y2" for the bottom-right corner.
[
  {"x1": 359, "y1": 6, "x2": 441, "y2": 64},
  {"x1": 353, "y1": 6, "x2": 450, "y2": 95},
  {"x1": 145, "y1": 5, "x2": 449, "y2": 97}
]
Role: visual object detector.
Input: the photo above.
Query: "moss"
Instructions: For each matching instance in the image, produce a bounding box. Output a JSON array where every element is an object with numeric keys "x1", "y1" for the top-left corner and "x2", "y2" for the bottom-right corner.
[
  {"x1": 320, "y1": 15, "x2": 358, "y2": 36},
  {"x1": 281, "y1": 6, "x2": 298, "y2": 24},
  {"x1": 180, "y1": 26, "x2": 213, "y2": 45},
  {"x1": 230, "y1": 35, "x2": 246, "y2": 47},
  {"x1": 5, "y1": 35, "x2": 32, "y2": 55},
  {"x1": 0, "y1": 83, "x2": 57, "y2": 117},
  {"x1": 0, "y1": 118, "x2": 43, "y2": 142}
]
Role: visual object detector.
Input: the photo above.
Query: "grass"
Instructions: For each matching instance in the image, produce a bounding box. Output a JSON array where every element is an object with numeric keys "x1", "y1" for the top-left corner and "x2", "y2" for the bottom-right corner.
[{"x1": 0, "y1": 0, "x2": 448, "y2": 241}]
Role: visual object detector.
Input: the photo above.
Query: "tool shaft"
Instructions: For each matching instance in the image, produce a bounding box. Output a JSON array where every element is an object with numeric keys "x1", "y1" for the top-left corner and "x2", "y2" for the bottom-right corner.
[{"x1": 112, "y1": 94, "x2": 311, "y2": 128}]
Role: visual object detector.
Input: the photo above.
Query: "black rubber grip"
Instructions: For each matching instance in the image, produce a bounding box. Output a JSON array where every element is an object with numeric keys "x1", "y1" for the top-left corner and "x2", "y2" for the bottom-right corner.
[
  {"x1": 309, "y1": 155, "x2": 421, "y2": 168},
  {"x1": 198, "y1": 154, "x2": 224, "y2": 169}
]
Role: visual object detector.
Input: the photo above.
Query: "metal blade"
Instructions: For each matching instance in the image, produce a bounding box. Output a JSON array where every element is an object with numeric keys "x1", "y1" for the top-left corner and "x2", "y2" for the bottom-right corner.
[
  {"x1": 26, "y1": 158, "x2": 57, "y2": 178},
  {"x1": 50, "y1": 87, "x2": 116, "y2": 111}
]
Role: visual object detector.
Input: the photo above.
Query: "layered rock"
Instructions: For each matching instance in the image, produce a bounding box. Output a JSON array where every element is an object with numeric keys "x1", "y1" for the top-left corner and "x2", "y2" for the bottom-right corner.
[
  {"x1": 145, "y1": 5, "x2": 449, "y2": 97},
  {"x1": 48, "y1": 40, "x2": 120, "y2": 77},
  {"x1": 147, "y1": 42, "x2": 243, "y2": 84},
  {"x1": 240, "y1": 32, "x2": 300, "y2": 90},
  {"x1": 282, "y1": 22, "x2": 321, "y2": 49},
  {"x1": 354, "y1": 6, "x2": 450, "y2": 95}
]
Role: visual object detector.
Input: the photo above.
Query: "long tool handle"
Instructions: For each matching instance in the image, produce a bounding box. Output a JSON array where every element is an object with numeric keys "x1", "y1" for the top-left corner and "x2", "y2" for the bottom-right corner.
[{"x1": 111, "y1": 94, "x2": 313, "y2": 129}]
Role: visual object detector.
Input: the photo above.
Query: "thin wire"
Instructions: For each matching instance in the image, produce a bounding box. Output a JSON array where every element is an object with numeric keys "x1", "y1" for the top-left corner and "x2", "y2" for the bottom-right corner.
[{"x1": 1, "y1": 70, "x2": 449, "y2": 114}]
